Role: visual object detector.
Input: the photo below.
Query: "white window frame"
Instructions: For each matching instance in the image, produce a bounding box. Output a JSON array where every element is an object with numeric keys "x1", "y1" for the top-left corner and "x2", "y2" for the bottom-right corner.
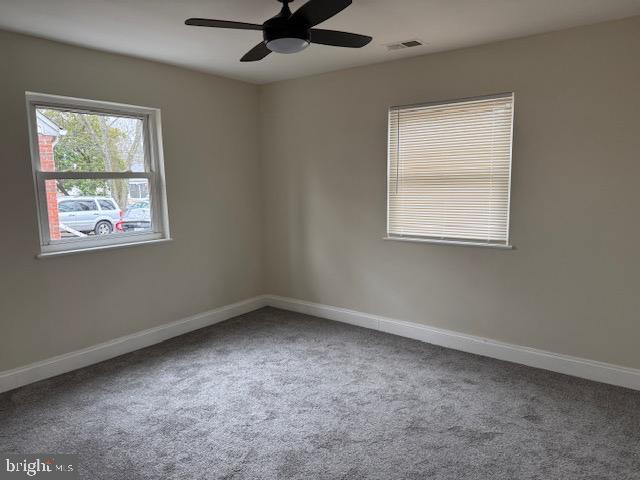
[
  {"x1": 26, "y1": 92, "x2": 171, "y2": 257},
  {"x1": 385, "y1": 92, "x2": 515, "y2": 249}
]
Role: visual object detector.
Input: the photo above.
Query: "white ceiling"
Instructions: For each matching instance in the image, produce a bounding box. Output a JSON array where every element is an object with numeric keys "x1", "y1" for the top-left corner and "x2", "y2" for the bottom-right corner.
[{"x1": 1, "y1": 0, "x2": 639, "y2": 84}]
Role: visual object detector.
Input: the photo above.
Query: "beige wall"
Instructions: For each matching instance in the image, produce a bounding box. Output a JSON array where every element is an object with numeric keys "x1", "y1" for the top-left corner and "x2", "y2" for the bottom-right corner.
[
  {"x1": 2, "y1": 16, "x2": 639, "y2": 375},
  {"x1": 259, "y1": 16, "x2": 640, "y2": 369},
  {"x1": 0, "y1": 30, "x2": 264, "y2": 371}
]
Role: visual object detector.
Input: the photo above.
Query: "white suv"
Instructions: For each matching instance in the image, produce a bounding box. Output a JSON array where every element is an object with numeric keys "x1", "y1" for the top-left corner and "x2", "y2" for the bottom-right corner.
[{"x1": 57, "y1": 197, "x2": 122, "y2": 235}]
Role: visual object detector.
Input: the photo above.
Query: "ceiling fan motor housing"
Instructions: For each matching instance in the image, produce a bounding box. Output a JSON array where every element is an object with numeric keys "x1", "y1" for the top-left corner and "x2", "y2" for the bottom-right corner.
[{"x1": 263, "y1": 2, "x2": 311, "y2": 53}]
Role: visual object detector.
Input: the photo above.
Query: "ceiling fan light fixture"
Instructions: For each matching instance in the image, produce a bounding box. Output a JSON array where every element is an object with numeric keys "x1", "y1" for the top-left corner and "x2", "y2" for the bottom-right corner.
[{"x1": 266, "y1": 37, "x2": 310, "y2": 54}]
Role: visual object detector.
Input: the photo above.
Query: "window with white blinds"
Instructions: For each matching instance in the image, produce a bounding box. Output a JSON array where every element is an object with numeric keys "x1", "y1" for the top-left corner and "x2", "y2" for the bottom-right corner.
[{"x1": 387, "y1": 93, "x2": 514, "y2": 247}]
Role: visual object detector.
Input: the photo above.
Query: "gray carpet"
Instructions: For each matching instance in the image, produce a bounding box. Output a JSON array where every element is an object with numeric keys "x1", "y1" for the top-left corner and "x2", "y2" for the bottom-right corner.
[{"x1": 1, "y1": 307, "x2": 639, "y2": 479}]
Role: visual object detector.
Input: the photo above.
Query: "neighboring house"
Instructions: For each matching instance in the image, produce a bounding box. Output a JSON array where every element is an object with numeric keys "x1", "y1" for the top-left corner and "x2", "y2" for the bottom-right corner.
[
  {"x1": 128, "y1": 178, "x2": 149, "y2": 201},
  {"x1": 36, "y1": 111, "x2": 65, "y2": 240},
  {"x1": 127, "y1": 141, "x2": 149, "y2": 202}
]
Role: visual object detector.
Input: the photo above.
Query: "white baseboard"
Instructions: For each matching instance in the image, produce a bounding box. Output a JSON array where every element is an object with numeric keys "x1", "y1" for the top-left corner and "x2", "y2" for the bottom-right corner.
[
  {"x1": 264, "y1": 295, "x2": 640, "y2": 391},
  {"x1": 0, "y1": 295, "x2": 268, "y2": 394},
  {"x1": 3, "y1": 293, "x2": 638, "y2": 393}
]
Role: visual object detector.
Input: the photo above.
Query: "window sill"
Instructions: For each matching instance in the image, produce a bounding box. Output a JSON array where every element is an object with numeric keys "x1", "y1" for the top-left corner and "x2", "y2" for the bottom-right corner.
[
  {"x1": 383, "y1": 236, "x2": 514, "y2": 250},
  {"x1": 37, "y1": 238, "x2": 172, "y2": 258}
]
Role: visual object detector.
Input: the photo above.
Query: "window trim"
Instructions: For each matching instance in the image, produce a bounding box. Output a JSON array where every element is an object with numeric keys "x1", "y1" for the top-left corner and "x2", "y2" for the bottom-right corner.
[
  {"x1": 385, "y1": 92, "x2": 515, "y2": 249},
  {"x1": 25, "y1": 92, "x2": 171, "y2": 256},
  {"x1": 382, "y1": 236, "x2": 514, "y2": 250}
]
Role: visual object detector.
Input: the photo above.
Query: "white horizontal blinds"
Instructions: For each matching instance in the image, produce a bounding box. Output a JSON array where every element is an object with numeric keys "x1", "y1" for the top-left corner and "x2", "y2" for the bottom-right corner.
[{"x1": 388, "y1": 94, "x2": 514, "y2": 245}]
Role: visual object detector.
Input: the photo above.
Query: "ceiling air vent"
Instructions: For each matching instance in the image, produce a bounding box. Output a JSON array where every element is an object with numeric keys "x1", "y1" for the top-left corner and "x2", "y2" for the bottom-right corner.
[{"x1": 385, "y1": 40, "x2": 424, "y2": 51}]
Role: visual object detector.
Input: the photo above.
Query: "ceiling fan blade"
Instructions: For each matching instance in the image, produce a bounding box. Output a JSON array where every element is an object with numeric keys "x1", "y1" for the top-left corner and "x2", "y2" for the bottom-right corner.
[
  {"x1": 310, "y1": 29, "x2": 372, "y2": 48},
  {"x1": 185, "y1": 18, "x2": 263, "y2": 31},
  {"x1": 290, "y1": 0, "x2": 352, "y2": 28},
  {"x1": 240, "y1": 42, "x2": 272, "y2": 62}
]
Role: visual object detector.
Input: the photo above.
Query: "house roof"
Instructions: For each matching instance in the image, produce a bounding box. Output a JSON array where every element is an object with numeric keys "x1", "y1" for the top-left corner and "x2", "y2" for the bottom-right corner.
[{"x1": 36, "y1": 111, "x2": 65, "y2": 137}]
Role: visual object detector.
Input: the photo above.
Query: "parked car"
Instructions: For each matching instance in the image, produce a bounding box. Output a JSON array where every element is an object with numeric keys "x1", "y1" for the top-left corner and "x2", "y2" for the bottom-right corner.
[
  {"x1": 57, "y1": 196, "x2": 122, "y2": 235},
  {"x1": 116, "y1": 200, "x2": 151, "y2": 232}
]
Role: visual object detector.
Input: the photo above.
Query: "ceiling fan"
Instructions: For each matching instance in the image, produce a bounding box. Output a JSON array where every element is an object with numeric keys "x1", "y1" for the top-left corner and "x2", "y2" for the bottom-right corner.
[{"x1": 185, "y1": 0, "x2": 372, "y2": 62}]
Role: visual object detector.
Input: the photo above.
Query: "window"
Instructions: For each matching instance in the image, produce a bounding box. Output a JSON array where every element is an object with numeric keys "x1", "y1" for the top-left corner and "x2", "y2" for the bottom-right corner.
[
  {"x1": 59, "y1": 200, "x2": 96, "y2": 212},
  {"x1": 98, "y1": 199, "x2": 117, "y2": 210},
  {"x1": 26, "y1": 92, "x2": 170, "y2": 256},
  {"x1": 387, "y1": 93, "x2": 514, "y2": 248}
]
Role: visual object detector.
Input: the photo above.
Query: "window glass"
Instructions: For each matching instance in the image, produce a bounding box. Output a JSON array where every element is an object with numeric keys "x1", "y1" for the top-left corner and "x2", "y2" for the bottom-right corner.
[
  {"x1": 53, "y1": 180, "x2": 151, "y2": 238},
  {"x1": 58, "y1": 201, "x2": 82, "y2": 213},
  {"x1": 98, "y1": 199, "x2": 116, "y2": 210},
  {"x1": 36, "y1": 110, "x2": 145, "y2": 173},
  {"x1": 57, "y1": 200, "x2": 96, "y2": 212},
  {"x1": 78, "y1": 200, "x2": 97, "y2": 211}
]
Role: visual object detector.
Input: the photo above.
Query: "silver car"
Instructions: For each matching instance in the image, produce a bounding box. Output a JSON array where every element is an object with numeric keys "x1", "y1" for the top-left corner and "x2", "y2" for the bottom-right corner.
[
  {"x1": 57, "y1": 197, "x2": 122, "y2": 235},
  {"x1": 118, "y1": 200, "x2": 151, "y2": 232}
]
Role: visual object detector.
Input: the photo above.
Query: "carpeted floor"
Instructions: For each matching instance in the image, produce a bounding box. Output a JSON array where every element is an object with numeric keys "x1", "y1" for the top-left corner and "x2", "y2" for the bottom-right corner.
[{"x1": 1, "y1": 307, "x2": 639, "y2": 479}]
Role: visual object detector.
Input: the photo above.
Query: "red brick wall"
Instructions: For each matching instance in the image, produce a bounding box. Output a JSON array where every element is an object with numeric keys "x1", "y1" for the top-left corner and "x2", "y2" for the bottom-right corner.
[{"x1": 38, "y1": 134, "x2": 61, "y2": 240}]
